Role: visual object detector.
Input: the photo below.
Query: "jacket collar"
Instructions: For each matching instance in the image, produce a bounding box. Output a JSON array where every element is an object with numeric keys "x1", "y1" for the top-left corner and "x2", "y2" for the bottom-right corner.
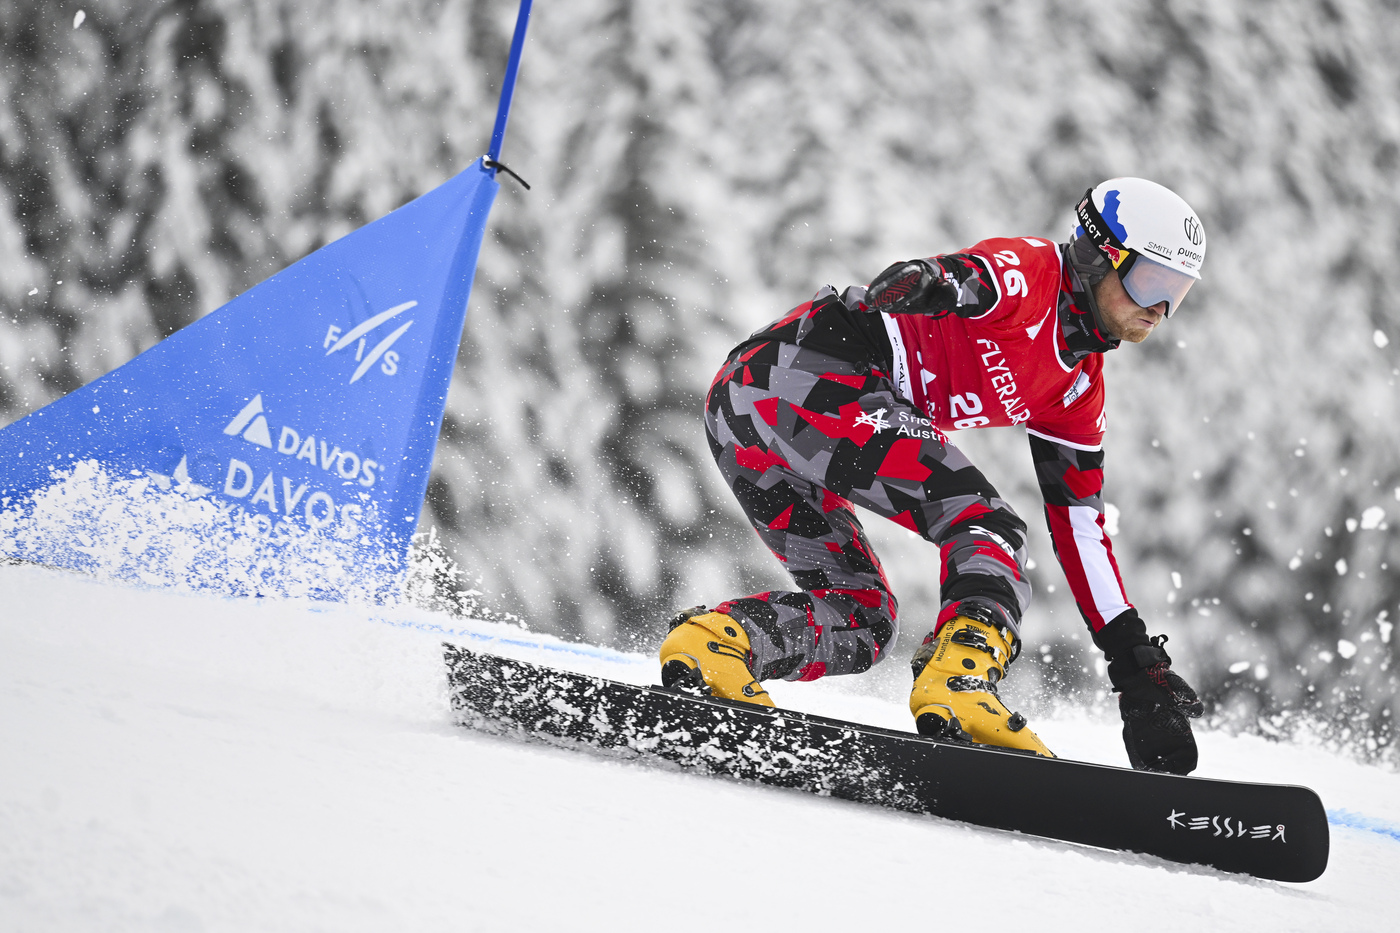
[{"x1": 1057, "y1": 243, "x2": 1120, "y2": 364}]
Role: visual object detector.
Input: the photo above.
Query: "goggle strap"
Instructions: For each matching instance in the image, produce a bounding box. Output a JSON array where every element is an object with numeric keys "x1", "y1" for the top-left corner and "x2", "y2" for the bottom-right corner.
[{"x1": 1074, "y1": 188, "x2": 1131, "y2": 271}]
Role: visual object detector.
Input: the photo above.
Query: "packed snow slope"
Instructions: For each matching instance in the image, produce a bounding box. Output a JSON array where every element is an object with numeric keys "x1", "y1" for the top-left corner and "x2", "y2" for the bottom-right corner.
[{"x1": 2, "y1": 561, "x2": 1397, "y2": 932}]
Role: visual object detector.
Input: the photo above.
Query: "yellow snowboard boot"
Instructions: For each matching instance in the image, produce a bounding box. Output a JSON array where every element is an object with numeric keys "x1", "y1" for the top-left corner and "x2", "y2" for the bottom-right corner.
[
  {"x1": 909, "y1": 614, "x2": 1053, "y2": 757},
  {"x1": 659, "y1": 607, "x2": 774, "y2": 707}
]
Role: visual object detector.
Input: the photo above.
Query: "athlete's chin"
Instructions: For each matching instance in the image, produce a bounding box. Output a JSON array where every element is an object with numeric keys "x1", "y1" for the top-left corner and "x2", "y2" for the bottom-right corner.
[{"x1": 1106, "y1": 326, "x2": 1151, "y2": 344}]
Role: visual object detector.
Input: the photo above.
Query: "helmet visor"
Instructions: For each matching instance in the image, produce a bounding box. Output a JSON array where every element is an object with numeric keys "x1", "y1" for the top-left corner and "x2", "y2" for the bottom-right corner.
[{"x1": 1121, "y1": 255, "x2": 1196, "y2": 318}]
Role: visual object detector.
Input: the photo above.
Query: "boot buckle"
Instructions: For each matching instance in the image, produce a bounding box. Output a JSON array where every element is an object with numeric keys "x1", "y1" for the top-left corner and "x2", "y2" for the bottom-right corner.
[{"x1": 669, "y1": 605, "x2": 708, "y2": 631}]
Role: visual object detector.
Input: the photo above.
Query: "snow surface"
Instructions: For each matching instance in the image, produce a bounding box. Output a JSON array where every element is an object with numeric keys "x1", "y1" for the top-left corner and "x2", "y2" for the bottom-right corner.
[{"x1": 2, "y1": 560, "x2": 1398, "y2": 931}]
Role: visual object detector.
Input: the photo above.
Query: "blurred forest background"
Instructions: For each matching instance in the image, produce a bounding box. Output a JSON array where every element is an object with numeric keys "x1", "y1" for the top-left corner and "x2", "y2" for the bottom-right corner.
[{"x1": 1, "y1": 0, "x2": 1397, "y2": 761}]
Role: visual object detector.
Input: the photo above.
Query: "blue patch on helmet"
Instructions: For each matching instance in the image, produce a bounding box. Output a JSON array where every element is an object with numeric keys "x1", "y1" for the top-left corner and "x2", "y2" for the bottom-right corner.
[{"x1": 1101, "y1": 189, "x2": 1129, "y2": 242}]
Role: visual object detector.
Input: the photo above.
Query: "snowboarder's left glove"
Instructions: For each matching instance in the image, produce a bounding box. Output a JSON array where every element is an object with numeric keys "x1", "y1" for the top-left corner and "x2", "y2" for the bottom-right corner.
[
  {"x1": 865, "y1": 259, "x2": 956, "y2": 317},
  {"x1": 1094, "y1": 611, "x2": 1204, "y2": 775}
]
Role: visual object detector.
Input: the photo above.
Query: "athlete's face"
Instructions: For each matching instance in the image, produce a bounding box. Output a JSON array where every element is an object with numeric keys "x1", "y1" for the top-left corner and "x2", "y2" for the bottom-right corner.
[{"x1": 1094, "y1": 270, "x2": 1166, "y2": 343}]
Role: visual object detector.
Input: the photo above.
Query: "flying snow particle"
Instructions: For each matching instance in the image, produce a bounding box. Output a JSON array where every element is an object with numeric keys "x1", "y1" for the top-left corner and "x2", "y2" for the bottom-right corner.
[
  {"x1": 1336, "y1": 558, "x2": 1348, "y2": 576},
  {"x1": 1361, "y1": 506, "x2": 1385, "y2": 530},
  {"x1": 1288, "y1": 556, "x2": 1302, "y2": 570},
  {"x1": 1376, "y1": 330, "x2": 1390, "y2": 348},
  {"x1": 1103, "y1": 502, "x2": 1120, "y2": 536},
  {"x1": 1228, "y1": 661, "x2": 1251, "y2": 674},
  {"x1": 1346, "y1": 518, "x2": 1359, "y2": 532},
  {"x1": 27, "y1": 288, "x2": 37, "y2": 296},
  {"x1": 1380, "y1": 619, "x2": 1394, "y2": 644},
  {"x1": 1319, "y1": 650, "x2": 1334, "y2": 662},
  {"x1": 1170, "y1": 571, "x2": 1182, "y2": 589},
  {"x1": 1253, "y1": 664, "x2": 1268, "y2": 680},
  {"x1": 73, "y1": 10, "x2": 85, "y2": 29},
  {"x1": 1338, "y1": 639, "x2": 1358, "y2": 660}
]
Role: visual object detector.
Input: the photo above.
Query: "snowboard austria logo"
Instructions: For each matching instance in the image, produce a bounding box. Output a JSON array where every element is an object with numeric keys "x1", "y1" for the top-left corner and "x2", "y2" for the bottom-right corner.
[
  {"x1": 854, "y1": 409, "x2": 892, "y2": 433},
  {"x1": 322, "y1": 300, "x2": 417, "y2": 384},
  {"x1": 1167, "y1": 810, "x2": 1286, "y2": 842}
]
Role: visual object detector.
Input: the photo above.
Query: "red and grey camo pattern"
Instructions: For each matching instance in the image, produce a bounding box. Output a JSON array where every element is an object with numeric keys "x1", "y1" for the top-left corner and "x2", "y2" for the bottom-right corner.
[{"x1": 704, "y1": 298, "x2": 1032, "y2": 684}]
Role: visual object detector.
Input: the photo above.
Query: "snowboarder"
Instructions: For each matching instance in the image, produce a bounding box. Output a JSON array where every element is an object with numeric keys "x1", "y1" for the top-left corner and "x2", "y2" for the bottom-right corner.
[{"x1": 661, "y1": 178, "x2": 1207, "y2": 774}]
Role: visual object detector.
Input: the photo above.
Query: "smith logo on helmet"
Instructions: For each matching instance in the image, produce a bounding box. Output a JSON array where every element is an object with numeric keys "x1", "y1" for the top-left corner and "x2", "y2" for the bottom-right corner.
[{"x1": 1144, "y1": 241, "x2": 1175, "y2": 262}]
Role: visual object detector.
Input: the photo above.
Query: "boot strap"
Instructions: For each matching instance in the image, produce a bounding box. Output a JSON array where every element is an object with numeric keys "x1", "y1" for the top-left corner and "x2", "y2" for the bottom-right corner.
[
  {"x1": 707, "y1": 640, "x2": 751, "y2": 666},
  {"x1": 946, "y1": 674, "x2": 1000, "y2": 697}
]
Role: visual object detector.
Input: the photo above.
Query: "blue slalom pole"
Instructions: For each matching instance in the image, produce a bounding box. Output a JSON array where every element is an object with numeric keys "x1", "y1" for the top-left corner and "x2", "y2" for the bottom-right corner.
[{"x1": 487, "y1": 0, "x2": 534, "y2": 166}]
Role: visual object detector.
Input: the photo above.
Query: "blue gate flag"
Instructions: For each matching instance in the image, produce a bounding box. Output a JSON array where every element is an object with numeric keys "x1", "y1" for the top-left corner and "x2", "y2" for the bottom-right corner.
[{"x1": 0, "y1": 159, "x2": 499, "y2": 566}]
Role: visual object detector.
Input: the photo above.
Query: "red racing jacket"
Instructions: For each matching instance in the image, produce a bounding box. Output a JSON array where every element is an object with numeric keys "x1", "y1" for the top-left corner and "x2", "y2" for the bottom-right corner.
[{"x1": 874, "y1": 236, "x2": 1131, "y2": 632}]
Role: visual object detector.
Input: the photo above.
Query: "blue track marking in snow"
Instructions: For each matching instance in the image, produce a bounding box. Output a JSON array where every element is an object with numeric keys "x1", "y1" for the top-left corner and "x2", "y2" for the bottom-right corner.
[{"x1": 1328, "y1": 809, "x2": 1400, "y2": 843}]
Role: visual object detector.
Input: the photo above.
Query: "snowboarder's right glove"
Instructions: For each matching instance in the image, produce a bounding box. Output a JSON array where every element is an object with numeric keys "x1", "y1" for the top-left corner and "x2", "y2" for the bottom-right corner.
[
  {"x1": 1094, "y1": 610, "x2": 1204, "y2": 775},
  {"x1": 865, "y1": 259, "x2": 956, "y2": 317}
]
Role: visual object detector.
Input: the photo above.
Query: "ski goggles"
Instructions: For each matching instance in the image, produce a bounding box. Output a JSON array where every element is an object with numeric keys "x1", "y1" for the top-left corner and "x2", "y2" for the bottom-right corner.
[
  {"x1": 1073, "y1": 189, "x2": 1196, "y2": 317},
  {"x1": 1117, "y1": 254, "x2": 1196, "y2": 318}
]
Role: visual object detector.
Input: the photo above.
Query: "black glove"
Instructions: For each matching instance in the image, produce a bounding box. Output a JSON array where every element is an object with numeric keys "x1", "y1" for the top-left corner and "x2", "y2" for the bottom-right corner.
[
  {"x1": 1094, "y1": 611, "x2": 1204, "y2": 775},
  {"x1": 865, "y1": 259, "x2": 955, "y2": 317}
]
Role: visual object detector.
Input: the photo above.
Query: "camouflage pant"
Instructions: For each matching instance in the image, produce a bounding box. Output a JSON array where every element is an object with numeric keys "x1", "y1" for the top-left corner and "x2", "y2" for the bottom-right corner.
[{"x1": 705, "y1": 339, "x2": 1030, "y2": 684}]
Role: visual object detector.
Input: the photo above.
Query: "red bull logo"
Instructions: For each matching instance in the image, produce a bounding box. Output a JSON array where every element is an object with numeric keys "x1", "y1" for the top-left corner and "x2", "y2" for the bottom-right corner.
[{"x1": 1099, "y1": 242, "x2": 1127, "y2": 267}]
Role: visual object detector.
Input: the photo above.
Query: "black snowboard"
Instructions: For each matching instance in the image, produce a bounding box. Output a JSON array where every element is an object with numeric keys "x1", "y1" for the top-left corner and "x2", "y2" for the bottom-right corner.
[{"x1": 443, "y1": 644, "x2": 1328, "y2": 882}]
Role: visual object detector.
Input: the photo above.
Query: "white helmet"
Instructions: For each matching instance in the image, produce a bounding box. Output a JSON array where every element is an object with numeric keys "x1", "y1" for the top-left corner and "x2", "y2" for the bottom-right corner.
[{"x1": 1071, "y1": 177, "x2": 1205, "y2": 317}]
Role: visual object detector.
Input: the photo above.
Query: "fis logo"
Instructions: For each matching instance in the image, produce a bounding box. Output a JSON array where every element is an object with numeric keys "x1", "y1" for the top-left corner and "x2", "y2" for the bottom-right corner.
[{"x1": 322, "y1": 300, "x2": 416, "y2": 384}]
